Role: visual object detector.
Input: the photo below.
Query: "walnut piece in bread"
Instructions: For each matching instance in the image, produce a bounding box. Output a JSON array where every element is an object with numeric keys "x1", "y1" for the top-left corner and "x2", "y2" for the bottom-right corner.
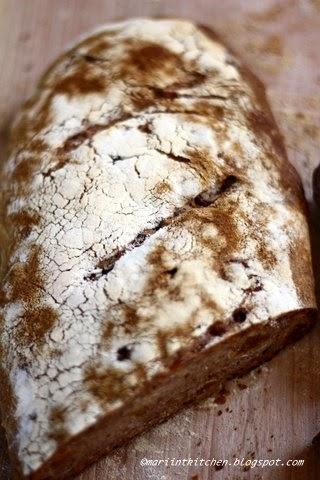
[{"x1": 0, "y1": 18, "x2": 317, "y2": 480}]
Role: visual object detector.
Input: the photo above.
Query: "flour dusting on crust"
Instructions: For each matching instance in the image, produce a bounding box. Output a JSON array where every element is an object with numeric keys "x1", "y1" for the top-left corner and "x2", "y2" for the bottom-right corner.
[{"x1": 0, "y1": 18, "x2": 315, "y2": 475}]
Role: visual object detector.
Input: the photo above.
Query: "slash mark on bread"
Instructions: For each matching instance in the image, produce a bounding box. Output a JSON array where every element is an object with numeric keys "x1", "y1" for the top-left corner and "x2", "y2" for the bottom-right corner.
[{"x1": 85, "y1": 175, "x2": 239, "y2": 281}]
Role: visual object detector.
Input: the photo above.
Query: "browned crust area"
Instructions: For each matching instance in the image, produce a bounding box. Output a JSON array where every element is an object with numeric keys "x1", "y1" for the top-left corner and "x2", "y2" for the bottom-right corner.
[
  {"x1": 25, "y1": 308, "x2": 317, "y2": 480},
  {"x1": 198, "y1": 24, "x2": 314, "y2": 308},
  {"x1": 200, "y1": 23, "x2": 307, "y2": 211},
  {"x1": 0, "y1": 367, "x2": 21, "y2": 480}
]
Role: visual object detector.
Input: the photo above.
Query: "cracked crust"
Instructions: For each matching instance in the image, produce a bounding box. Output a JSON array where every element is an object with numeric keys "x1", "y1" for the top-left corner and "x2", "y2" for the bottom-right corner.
[{"x1": 0, "y1": 18, "x2": 317, "y2": 479}]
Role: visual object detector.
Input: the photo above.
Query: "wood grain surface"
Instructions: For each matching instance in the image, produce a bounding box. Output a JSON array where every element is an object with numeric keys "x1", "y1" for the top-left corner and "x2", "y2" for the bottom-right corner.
[{"x1": 1, "y1": 1, "x2": 320, "y2": 479}]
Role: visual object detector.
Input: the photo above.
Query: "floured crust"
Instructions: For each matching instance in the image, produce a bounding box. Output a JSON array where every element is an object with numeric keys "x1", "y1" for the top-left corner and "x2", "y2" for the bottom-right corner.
[{"x1": 0, "y1": 18, "x2": 316, "y2": 478}]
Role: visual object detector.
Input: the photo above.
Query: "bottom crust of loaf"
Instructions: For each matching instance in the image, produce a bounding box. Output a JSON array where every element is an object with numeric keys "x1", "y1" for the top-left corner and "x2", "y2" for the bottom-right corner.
[{"x1": 14, "y1": 308, "x2": 315, "y2": 480}]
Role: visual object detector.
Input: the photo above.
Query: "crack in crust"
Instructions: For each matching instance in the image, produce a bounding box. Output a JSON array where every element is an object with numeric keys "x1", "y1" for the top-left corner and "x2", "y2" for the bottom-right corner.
[{"x1": 85, "y1": 175, "x2": 238, "y2": 281}]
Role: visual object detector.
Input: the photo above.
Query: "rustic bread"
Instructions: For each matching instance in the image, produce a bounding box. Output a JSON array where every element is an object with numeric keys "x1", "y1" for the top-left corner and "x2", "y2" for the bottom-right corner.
[{"x1": 0, "y1": 18, "x2": 317, "y2": 480}]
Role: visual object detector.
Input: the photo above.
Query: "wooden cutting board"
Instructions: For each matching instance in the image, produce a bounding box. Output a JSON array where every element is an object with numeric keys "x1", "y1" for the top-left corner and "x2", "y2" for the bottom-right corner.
[{"x1": 0, "y1": 1, "x2": 320, "y2": 479}]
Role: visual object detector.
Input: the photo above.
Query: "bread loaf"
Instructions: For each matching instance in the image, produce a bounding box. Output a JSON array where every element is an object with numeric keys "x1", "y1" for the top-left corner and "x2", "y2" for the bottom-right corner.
[{"x1": 0, "y1": 18, "x2": 317, "y2": 480}]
